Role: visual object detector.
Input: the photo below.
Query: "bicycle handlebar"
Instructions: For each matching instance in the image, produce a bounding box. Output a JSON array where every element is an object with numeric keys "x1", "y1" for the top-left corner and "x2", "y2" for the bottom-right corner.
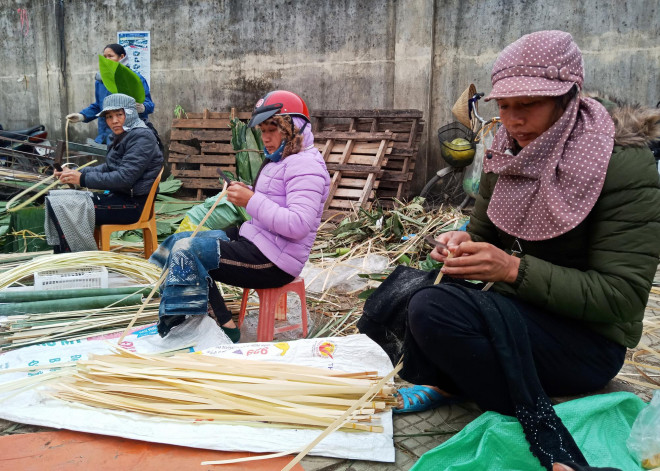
[
  {"x1": 468, "y1": 93, "x2": 486, "y2": 124},
  {"x1": 468, "y1": 91, "x2": 498, "y2": 125}
]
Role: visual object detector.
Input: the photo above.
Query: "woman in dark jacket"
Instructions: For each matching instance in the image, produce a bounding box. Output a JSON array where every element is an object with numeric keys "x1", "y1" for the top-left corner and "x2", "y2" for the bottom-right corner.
[
  {"x1": 50, "y1": 93, "x2": 162, "y2": 252},
  {"x1": 364, "y1": 31, "x2": 660, "y2": 471}
]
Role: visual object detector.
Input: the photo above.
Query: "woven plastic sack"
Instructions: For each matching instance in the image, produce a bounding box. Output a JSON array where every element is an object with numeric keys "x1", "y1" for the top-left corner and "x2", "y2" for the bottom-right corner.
[
  {"x1": 183, "y1": 194, "x2": 249, "y2": 232},
  {"x1": 627, "y1": 390, "x2": 660, "y2": 469},
  {"x1": 412, "y1": 392, "x2": 646, "y2": 471},
  {"x1": 175, "y1": 215, "x2": 209, "y2": 234}
]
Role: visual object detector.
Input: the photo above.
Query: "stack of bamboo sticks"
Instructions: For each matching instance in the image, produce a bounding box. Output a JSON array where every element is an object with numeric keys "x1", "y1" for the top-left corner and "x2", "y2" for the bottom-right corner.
[
  {"x1": 0, "y1": 302, "x2": 160, "y2": 351},
  {"x1": 49, "y1": 348, "x2": 397, "y2": 432}
]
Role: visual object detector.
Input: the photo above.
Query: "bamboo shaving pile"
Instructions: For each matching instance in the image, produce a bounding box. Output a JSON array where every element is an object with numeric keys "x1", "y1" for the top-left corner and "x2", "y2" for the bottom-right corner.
[{"x1": 48, "y1": 348, "x2": 397, "y2": 432}]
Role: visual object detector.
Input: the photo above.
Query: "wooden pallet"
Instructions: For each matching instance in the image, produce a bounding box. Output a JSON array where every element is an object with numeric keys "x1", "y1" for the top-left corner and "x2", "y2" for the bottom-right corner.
[
  {"x1": 167, "y1": 109, "x2": 421, "y2": 215},
  {"x1": 311, "y1": 110, "x2": 424, "y2": 206},
  {"x1": 168, "y1": 109, "x2": 251, "y2": 199},
  {"x1": 315, "y1": 126, "x2": 393, "y2": 219}
]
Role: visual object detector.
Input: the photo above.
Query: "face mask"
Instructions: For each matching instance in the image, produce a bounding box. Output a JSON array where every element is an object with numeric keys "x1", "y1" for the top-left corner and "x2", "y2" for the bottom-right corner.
[{"x1": 264, "y1": 140, "x2": 286, "y2": 162}]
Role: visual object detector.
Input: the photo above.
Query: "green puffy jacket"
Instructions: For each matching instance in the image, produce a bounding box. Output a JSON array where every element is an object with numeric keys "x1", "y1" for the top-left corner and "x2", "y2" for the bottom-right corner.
[{"x1": 467, "y1": 102, "x2": 660, "y2": 348}]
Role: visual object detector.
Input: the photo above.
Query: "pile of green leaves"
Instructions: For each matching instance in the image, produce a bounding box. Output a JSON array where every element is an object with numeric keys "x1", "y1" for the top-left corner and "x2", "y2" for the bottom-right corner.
[
  {"x1": 119, "y1": 176, "x2": 197, "y2": 241},
  {"x1": 313, "y1": 198, "x2": 468, "y2": 271},
  {"x1": 230, "y1": 118, "x2": 264, "y2": 185}
]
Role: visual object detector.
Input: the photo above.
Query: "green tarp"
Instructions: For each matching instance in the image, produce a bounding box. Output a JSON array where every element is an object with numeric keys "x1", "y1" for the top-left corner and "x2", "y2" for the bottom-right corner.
[
  {"x1": 0, "y1": 207, "x2": 48, "y2": 253},
  {"x1": 412, "y1": 392, "x2": 646, "y2": 471},
  {"x1": 185, "y1": 194, "x2": 249, "y2": 231}
]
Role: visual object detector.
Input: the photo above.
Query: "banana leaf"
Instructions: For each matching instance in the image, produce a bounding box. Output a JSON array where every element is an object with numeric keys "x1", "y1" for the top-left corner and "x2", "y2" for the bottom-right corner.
[
  {"x1": 98, "y1": 55, "x2": 145, "y2": 103},
  {"x1": 230, "y1": 118, "x2": 264, "y2": 185},
  {"x1": 158, "y1": 175, "x2": 183, "y2": 195}
]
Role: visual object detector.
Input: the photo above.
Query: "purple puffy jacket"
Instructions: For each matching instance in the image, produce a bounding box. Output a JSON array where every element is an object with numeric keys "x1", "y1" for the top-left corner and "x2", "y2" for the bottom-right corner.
[{"x1": 239, "y1": 122, "x2": 330, "y2": 277}]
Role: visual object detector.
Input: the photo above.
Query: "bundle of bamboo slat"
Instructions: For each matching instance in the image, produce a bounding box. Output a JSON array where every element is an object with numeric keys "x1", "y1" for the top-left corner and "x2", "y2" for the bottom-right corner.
[
  {"x1": 47, "y1": 348, "x2": 397, "y2": 432},
  {"x1": 0, "y1": 302, "x2": 160, "y2": 350}
]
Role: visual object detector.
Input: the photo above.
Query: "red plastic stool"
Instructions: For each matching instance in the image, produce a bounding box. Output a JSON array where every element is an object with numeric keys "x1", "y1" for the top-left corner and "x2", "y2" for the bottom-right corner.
[{"x1": 238, "y1": 277, "x2": 308, "y2": 342}]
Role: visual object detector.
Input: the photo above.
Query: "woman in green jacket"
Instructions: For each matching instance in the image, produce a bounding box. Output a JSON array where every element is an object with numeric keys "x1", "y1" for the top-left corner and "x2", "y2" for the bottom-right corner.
[{"x1": 385, "y1": 30, "x2": 660, "y2": 469}]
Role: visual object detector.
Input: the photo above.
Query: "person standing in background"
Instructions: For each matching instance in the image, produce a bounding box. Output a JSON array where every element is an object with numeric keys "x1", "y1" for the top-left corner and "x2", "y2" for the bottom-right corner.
[{"x1": 66, "y1": 43, "x2": 155, "y2": 147}]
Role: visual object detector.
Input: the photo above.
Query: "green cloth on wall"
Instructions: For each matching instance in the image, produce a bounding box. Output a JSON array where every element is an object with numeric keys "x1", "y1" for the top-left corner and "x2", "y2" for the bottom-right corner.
[{"x1": 412, "y1": 392, "x2": 646, "y2": 471}]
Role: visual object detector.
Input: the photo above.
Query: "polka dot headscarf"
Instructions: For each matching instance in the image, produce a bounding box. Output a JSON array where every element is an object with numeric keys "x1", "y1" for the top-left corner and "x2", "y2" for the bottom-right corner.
[{"x1": 482, "y1": 31, "x2": 615, "y2": 241}]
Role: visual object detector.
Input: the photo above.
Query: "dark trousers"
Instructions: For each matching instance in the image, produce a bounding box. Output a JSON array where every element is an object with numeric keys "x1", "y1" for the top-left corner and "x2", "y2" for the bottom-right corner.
[
  {"x1": 402, "y1": 283, "x2": 626, "y2": 415},
  {"x1": 47, "y1": 192, "x2": 146, "y2": 253},
  {"x1": 92, "y1": 192, "x2": 147, "y2": 225},
  {"x1": 207, "y1": 228, "x2": 295, "y2": 324}
]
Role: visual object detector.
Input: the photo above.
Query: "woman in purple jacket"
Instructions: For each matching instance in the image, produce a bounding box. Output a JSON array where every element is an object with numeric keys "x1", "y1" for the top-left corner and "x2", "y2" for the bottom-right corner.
[{"x1": 153, "y1": 91, "x2": 330, "y2": 342}]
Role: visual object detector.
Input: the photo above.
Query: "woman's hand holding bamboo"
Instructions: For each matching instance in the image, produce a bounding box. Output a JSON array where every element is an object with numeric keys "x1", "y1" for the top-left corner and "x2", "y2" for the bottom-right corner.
[
  {"x1": 226, "y1": 182, "x2": 254, "y2": 207},
  {"x1": 440, "y1": 241, "x2": 520, "y2": 283}
]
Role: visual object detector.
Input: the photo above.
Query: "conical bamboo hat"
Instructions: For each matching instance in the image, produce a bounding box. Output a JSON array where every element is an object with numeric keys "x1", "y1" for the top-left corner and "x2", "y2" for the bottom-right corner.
[{"x1": 451, "y1": 84, "x2": 477, "y2": 129}]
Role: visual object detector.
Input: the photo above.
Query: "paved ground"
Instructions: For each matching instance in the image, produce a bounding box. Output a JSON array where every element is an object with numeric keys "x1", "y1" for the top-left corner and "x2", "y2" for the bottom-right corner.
[{"x1": 300, "y1": 400, "x2": 482, "y2": 470}]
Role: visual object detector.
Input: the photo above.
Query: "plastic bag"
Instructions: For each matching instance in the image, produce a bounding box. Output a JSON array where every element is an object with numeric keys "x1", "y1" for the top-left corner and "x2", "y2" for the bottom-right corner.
[
  {"x1": 175, "y1": 215, "x2": 208, "y2": 233},
  {"x1": 627, "y1": 390, "x2": 660, "y2": 469},
  {"x1": 463, "y1": 124, "x2": 495, "y2": 198}
]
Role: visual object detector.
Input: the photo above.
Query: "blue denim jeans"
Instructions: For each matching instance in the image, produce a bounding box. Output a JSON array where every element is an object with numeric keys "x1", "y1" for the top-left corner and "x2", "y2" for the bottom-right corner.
[{"x1": 150, "y1": 230, "x2": 229, "y2": 336}]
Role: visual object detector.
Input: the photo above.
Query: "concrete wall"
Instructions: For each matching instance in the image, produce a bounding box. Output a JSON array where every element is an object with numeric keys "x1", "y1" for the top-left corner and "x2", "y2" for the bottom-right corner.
[{"x1": 1, "y1": 0, "x2": 658, "y2": 192}]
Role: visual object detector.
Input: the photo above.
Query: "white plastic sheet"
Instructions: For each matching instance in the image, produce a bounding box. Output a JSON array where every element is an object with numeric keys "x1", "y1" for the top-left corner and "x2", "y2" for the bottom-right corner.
[
  {"x1": 0, "y1": 320, "x2": 395, "y2": 462},
  {"x1": 301, "y1": 254, "x2": 390, "y2": 294}
]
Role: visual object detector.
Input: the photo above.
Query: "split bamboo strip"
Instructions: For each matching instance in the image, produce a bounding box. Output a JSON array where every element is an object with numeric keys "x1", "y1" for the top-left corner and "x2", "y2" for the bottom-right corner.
[
  {"x1": 6, "y1": 160, "x2": 97, "y2": 212},
  {"x1": 78, "y1": 357, "x2": 380, "y2": 388},
  {"x1": 117, "y1": 272, "x2": 165, "y2": 344},
  {"x1": 201, "y1": 450, "x2": 299, "y2": 466},
  {"x1": 434, "y1": 252, "x2": 453, "y2": 284},
  {"x1": 0, "y1": 252, "x2": 162, "y2": 289},
  {"x1": 0, "y1": 303, "x2": 159, "y2": 350},
  {"x1": 627, "y1": 360, "x2": 660, "y2": 372},
  {"x1": 613, "y1": 374, "x2": 660, "y2": 390},
  {"x1": 280, "y1": 362, "x2": 403, "y2": 471},
  {"x1": 637, "y1": 341, "x2": 660, "y2": 361},
  {"x1": 0, "y1": 369, "x2": 70, "y2": 397},
  {"x1": 629, "y1": 349, "x2": 660, "y2": 386},
  {"x1": 3, "y1": 310, "x2": 157, "y2": 336},
  {"x1": 3, "y1": 307, "x2": 158, "y2": 343}
]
